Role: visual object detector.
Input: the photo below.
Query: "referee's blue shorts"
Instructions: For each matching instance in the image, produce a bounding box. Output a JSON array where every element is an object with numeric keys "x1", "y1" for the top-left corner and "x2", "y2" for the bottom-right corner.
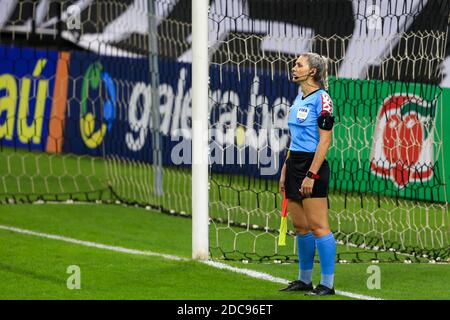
[{"x1": 284, "y1": 150, "x2": 330, "y2": 200}]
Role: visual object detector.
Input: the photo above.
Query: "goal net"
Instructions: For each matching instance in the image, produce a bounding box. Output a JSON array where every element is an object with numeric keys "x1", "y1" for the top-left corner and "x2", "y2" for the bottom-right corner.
[{"x1": 0, "y1": 0, "x2": 449, "y2": 263}]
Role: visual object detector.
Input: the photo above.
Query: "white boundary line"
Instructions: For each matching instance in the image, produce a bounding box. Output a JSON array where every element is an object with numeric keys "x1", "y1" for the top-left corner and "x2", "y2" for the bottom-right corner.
[
  {"x1": 201, "y1": 260, "x2": 383, "y2": 300},
  {"x1": 0, "y1": 224, "x2": 186, "y2": 262},
  {"x1": 0, "y1": 224, "x2": 382, "y2": 300}
]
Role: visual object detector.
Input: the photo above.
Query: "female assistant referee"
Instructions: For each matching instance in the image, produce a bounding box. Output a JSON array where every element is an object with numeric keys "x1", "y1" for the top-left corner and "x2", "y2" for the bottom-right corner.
[{"x1": 279, "y1": 53, "x2": 336, "y2": 296}]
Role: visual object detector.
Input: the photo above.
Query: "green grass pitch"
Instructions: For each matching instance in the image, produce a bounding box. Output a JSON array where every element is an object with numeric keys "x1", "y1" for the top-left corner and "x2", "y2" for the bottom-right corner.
[{"x1": 0, "y1": 148, "x2": 449, "y2": 299}]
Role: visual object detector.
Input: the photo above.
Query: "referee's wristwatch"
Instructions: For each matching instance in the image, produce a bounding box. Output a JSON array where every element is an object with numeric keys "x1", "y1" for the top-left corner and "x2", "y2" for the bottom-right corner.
[{"x1": 306, "y1": 171, "x2": 320, "y2": 180}]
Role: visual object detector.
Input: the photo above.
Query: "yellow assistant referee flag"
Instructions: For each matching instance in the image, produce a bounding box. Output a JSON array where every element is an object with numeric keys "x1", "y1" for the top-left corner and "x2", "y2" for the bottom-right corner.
[{"x1": 278, "y1": 191, "x2": 288, "y2": 246}]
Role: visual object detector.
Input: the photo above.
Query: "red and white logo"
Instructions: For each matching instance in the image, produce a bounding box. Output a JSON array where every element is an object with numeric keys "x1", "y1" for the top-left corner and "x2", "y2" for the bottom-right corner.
[
  {"x1": 321, "y1": 93, "x2": 333, "y2": 113},
  {"x1": 370, "y1": 94, "x2": 435, "y2": 187}
]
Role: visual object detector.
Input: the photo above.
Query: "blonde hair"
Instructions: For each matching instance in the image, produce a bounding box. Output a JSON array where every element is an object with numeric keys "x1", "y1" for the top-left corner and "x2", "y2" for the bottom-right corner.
[{"x1": 300, "y1": 53, "x2": 329, "y2": 91}]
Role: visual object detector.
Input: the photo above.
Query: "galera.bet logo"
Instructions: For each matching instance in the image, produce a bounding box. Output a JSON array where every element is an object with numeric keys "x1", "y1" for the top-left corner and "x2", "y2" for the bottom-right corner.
[
  {"x1": 80, "y1": 62, "x2": 116, "y2": 149},
  {"x1": 370, "y1": 94, "x2": 435, "y2": 187}
]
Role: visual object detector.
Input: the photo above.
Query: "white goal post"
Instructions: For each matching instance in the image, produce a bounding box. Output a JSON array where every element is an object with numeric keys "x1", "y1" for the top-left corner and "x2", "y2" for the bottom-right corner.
[{"x1": 191, "y1": 0, "x2": 210, "y2": 260}]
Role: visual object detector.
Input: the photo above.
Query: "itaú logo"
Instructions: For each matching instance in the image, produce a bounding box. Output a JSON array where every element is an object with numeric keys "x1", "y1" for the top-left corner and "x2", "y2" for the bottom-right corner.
[
  {"x1": 80, "y1": 62, "x2": 116, "y2": 149},
  {"x1": 370, "y1": 94, "x2": 435, "y2": 187}
]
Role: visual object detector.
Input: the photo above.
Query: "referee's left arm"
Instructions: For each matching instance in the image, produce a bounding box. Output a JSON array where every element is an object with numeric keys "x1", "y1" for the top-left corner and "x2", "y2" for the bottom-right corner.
[{"x1": 308, "y1": 128, "x2": 332, "y2": 175}]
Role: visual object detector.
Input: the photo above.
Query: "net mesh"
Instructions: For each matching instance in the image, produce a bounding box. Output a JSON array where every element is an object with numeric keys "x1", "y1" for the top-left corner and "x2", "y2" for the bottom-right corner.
[{"x1": 205, "y1": 0, "x2": 450, "y2": 262}]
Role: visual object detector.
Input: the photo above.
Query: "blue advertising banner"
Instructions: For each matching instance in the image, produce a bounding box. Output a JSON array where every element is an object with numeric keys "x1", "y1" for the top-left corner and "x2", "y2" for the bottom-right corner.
[
  {"x1": 62, "y1": 51, "x2": 297, "y2": 177},
  {"x1": 0, "y1": 45, "x2": 60, "y2": 151}
]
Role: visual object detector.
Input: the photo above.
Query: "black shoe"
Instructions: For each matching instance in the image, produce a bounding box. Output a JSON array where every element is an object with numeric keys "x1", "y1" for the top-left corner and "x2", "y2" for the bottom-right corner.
[
  {"x1": 279, "y1": 280, "x2": 313, "y2": 292},
  {"x1": 305, "y1": 284, "x2": 335, "y2": 296}
]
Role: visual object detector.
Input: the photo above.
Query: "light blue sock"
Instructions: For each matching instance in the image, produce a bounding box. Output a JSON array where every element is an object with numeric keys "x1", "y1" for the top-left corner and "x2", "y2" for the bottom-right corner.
[
  {"x1": 297, "y1": 233, "x2": 316, "y2": 284},
  {"x1": 321, "y1": 274, "x2": 334, "y2": 289},
  {"x1": 315, "y1": 232, "x2": 336, "y2": 289}
]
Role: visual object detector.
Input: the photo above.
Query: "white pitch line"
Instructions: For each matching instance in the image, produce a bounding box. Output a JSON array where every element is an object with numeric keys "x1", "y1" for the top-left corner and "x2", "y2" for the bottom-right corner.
[
  {"x1": 0, "y1": 224, "x2": 382, "y2": 300},
  {"x1": 0, "y1": 224, "x2": 186, "y2": 262},
  {"x1": 201, "y1": 260, "x2": 383, "y2": 300}
]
